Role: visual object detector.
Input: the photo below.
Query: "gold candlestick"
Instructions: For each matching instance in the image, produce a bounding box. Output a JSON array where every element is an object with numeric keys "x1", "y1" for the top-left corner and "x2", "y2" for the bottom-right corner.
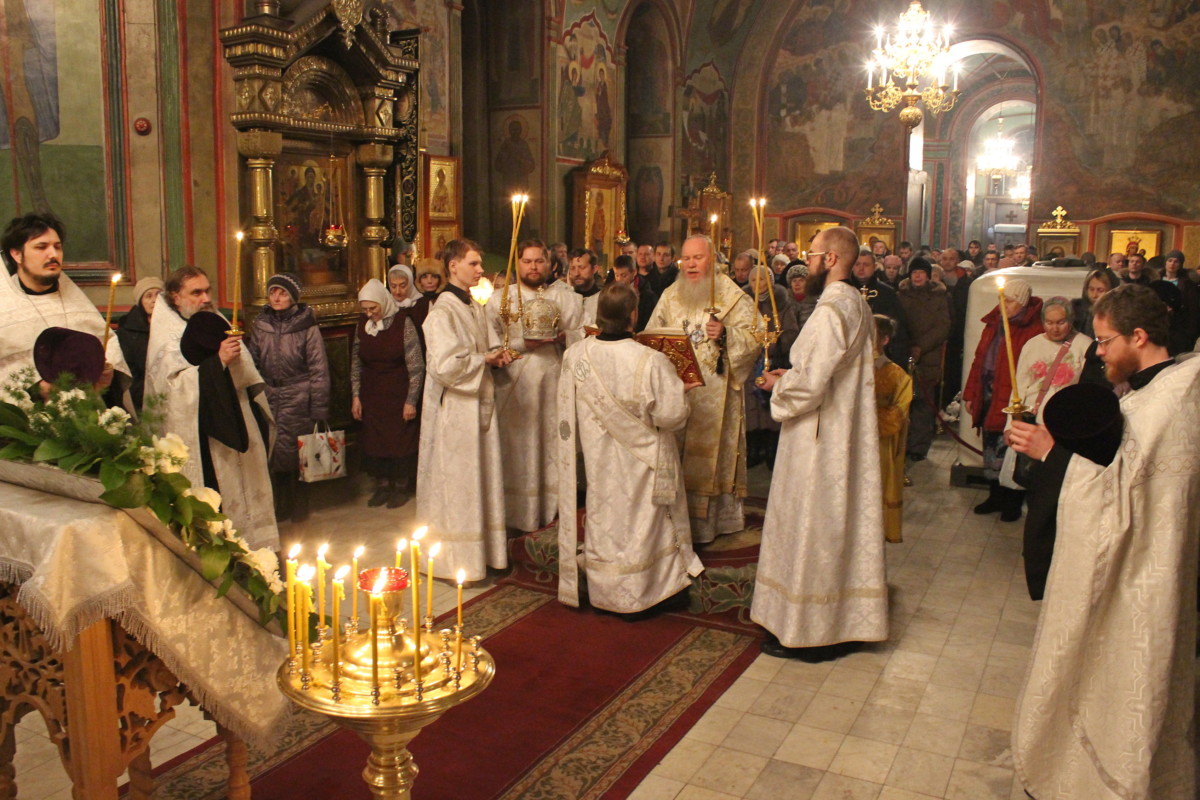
[
  {"x1": 455, "y1": 569, "x2": 465, "y2": 674},
  {"x1": 749, "y1": 199, "x2": 780, "y2": 386},
  {"x1": 227, "y1": 231, "x2": 244, "y2": 336},
  {"x1": 102, "y1": 273, "x2": 120, "y2": 351},
  {"x1": 996, "y1": 278, "x2": 1027, "y2": 415}
]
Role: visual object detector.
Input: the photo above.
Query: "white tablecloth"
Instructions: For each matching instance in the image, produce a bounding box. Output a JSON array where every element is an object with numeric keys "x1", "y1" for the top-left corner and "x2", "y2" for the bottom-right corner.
[{"x1": 0, "y1": 472, "x2": 292, "y2": 748}]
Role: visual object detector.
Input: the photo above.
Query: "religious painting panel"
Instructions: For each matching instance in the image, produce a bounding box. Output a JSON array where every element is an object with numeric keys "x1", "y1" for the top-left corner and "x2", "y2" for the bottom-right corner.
[
  {"x1": 627, "y1": 137, "x2": 672, "y2": 246},
  {"x1": 571, "y1": 157, "x2": 628, "y2": 270},
  {"x1": 425, "y1": 156, "x2": 458, "y2": 221},
  {"x1": 273, "y1": 149, "x2": 352, "y2": 288},
  {"x1": 1109, "y1": 229, "x2": 1161, "y2": 259},
  {"x1": 705, "y1": 0, "x2": 756, "y2": 48},
  {"x1": 388, "y1": 1, "x2": 450, "y2": 153},
  {"x1": 557, "y1": 13, "x2": 617, "y2": 161},
  {"x1": 490, "y1": 110, "x2": 541, "y2": 248},
  {"x1": 625, "y1": 4, "x2": 673, "y2": 137},
  {"x1": 681, "y1": 62, "x2": 729, "y2": 185},
  {"x1": 428, "y1": 223, "x2": 460, "y2": 259},
  {"x1": 1037, "y1": 235, "x2": 1079, "y2": 260},
  {"x1": 488, "y1": 0, "x2": 542, "y2": 108},
  {"x1": 0, "y1": 0, "x2": 113, "y2": 267},
  {"x1": 858, "y1": 228, "x2": 895, "y2": 253},
  {"x1": 791, "y1": 220, "x2": 842, "y2": 255}
]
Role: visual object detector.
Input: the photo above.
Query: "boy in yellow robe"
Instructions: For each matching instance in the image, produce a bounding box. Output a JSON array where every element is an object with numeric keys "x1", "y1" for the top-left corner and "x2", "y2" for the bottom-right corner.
[{"x1": 874, "y1": 315, "x2": 912, "y2": 543}]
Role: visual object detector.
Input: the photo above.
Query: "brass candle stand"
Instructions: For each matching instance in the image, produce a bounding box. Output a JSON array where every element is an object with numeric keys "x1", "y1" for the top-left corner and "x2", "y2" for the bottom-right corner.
[
  {"x1": 748, "y1": 197, "x2": 780, "y2": 387},
  {"x1": 752, "y1": 318, "x2": 780, "y2": 387},
  {"x1": 498, "y1": 193, "x2": 531, "y2": 360},
  {"x1": 279, "y1": 567, "x2": 495, "y2": 799}
]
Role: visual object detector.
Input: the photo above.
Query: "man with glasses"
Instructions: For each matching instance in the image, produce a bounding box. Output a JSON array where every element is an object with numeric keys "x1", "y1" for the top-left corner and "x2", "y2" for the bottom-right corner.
[
  {"x1": 1009, "y1": 283, "x2": 1200, "y2": 799},
  {"x1": 485, "y1": 238, "x2": 580, "y2": 532},
  {"x1": 751, "y1": 226, "x2": 888, "y2": 661}
]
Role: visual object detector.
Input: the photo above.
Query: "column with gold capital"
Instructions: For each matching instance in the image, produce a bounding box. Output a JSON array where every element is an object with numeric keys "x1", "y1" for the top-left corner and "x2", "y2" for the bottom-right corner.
[
  {"x1": 358, "y1": 142, "x2": 394, "y2": 282},
  {"x1": 236, "y1": 129, "x2": 282, "y2": 309}
]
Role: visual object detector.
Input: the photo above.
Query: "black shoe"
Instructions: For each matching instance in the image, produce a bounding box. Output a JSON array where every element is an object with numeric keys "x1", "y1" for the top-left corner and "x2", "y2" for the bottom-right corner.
[
  {"x1": 387, "y1": 488, "x2": 409, "y2": 509},
  {"x1": 906, "y1": 452, "x2": 926, "y2": 463},
  {"x1": 760, "y1": 634, "x2": 860, "y2": 662},
  {"x1": 615, "y1": 588, "x2": 690, "y2": 622},
  {"x1": 974, "y1": 481, "x2": 1003, "y2": 515},
  {"x1": 1000, "y1": 488, "x2": 1024, "y2": 522},
  {"x1": 367, "y1": 485, "x2": 390, "y2": 507}
]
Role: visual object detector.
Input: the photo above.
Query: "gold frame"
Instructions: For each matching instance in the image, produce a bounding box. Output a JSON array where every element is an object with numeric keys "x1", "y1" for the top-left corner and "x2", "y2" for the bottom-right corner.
[
  {"x1": 426, "y1": 156, "x2": 459, "y2": 221},
  {"x1": 428, "y1": 223, "x2": 460, "y2": 257},
  {"x1": 1109, "y1": 229, "x2": 1161, "y2": 259},
  {"x1": 571, "y1": 154, "x2": 629, "y2": 269}
]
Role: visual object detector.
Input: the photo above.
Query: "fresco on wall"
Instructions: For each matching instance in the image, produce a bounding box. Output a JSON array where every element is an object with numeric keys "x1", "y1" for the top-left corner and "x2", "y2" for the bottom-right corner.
[
  {"x1": 556, "y1": 13, "x2": 615, "y2": 161},
  {"x1": 681, "y1": 62, "x2": 729, "y2": 184},
  {"x1": 628, "y1": 136, "x2": 671, "y2": 244},
  {"x1": 0, "y1": 0, "x2": 108, "y2": 262},
  {"x1": 389, "y1": 0, "x2": 450, "y2": 152},
  {"x1": 490, "y1": 110, "x2": 540, "y2": 246},
  {"x1": 625, "y1": 3, "x2": 672, "y2": 137},
  {"x1": 706, "y1": 0, "x2": 755, "y2": 48},
  {"x1": 486, "y1": 0, "x2": 541, "y2": 108}
]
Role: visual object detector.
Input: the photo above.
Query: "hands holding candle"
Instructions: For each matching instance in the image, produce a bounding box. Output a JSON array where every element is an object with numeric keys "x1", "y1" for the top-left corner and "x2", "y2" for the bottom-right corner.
[{"x1": 995, "y1": 277, "x2": 1024, "y2": 413}]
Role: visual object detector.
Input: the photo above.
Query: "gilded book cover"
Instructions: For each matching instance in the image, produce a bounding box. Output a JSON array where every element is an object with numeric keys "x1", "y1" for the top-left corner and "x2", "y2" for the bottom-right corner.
[{"x1": 635, "y1": 328, "x2": 705, "y2": 386}]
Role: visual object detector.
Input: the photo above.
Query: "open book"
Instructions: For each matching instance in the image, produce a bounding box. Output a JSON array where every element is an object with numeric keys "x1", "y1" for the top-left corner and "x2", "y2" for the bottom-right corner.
[{"x1": 634, "y1": 328, "x2": 705, "y2": 386}]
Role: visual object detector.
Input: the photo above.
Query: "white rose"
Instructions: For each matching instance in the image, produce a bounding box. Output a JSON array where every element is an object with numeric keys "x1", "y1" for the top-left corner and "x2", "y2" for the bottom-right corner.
[
  {"x1": 183, "y1": 486, "x2": 222, "y2": 513},
  {"x1": 138, "y1": 445, "x2": 158, "y2": 475},
  {"x1": 97, "y1": 407, "x2": 131, "y2": 435},
  {"x1": 240, "y1": 548, "x2": 283, "y2": 594}
]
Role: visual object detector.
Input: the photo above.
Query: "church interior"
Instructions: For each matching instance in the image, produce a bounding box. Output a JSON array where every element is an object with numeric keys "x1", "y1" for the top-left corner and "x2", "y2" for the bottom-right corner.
[{"x1": 3, "y1": 0, "x2": 1199, "y2": 798}]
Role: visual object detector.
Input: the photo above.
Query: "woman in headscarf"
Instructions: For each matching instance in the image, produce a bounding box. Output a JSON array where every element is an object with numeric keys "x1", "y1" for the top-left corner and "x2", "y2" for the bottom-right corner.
[
  {"x1": 115, "y1": 276, "x2": 163, "y2": 412},
  {"x1": 388, "y1": 263, "x2": 429, "y2": 326},
  {"x1": 963, "y1": 277, "x2": 1043, "y2": 521},
  {"x1": 352, "y1": 278, "x2": 425, "y2": 508},
  {"x1": 246, "y1": 272, "x2": 330, "y2": 522}
]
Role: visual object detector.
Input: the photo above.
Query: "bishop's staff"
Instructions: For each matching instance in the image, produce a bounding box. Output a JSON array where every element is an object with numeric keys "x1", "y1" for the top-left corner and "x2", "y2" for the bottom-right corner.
[
  {"x1": 498, "y1": 194, "x2": 529, "y2": 359},
  {"x1": 748, "y1": 198, "x2": 780, "y2": 386}
]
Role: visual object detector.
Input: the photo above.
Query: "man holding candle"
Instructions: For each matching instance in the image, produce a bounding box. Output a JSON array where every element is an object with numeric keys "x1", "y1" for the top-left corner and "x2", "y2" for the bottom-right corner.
[
  {"x1": 0, "y1": 213, "x2": 132, "y2": 404},
  {"x1": 648, "y1": 234, "x2": 757, "y2": 543},
  {"x1": 417, "y1": 239, "x2": 513, "y2": 581},
  {"x1": 145, "y1": 265, "x2": 278, "y2": 549},
  {"x1": 751, "y1": 225, "x2": 888, "y2": 661}
]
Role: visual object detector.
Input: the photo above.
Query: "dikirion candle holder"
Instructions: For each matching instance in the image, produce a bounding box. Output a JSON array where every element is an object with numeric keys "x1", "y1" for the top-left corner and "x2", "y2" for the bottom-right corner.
[{"x1": 278, "y1": 564, "x2": 494, "y2": 799}]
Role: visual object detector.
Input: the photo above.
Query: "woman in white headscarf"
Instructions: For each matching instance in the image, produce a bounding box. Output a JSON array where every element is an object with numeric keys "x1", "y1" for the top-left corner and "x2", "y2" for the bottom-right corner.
[
  {"x1": 352, "y1": 278, "x2": 425, "y2": 508},
  {"x1": 388, "y1": 263, "x2": 431, "y2": 347}
]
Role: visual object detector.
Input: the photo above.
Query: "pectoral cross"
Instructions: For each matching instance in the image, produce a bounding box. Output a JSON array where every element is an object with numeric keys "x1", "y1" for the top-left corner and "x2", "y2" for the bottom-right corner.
[{"x1": 859, "y1": 283, "x2": 878, "y2": 302}]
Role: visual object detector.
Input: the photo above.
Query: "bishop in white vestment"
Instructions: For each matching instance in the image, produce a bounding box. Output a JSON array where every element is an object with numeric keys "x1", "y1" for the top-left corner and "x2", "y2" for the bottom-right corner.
[
  {"x1": 557, "y1": 283, "x2": 703, "y2": 613},
  {"x1": 485, "y1": 241, "x2": 581, "y2": 532},
  {"x1": 417, "y1": 241, "x2": 513, "y2": 581},
  {"x1": 751, "y1": 227, "x2": 888, "y2": 655},
  {"x1": 145, "y1": 272, "x2": 278, "y2": 550}
]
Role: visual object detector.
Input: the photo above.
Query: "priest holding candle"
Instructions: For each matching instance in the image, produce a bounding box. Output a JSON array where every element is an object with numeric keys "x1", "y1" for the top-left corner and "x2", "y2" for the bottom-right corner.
[{"x1": 963, "y1": 276, "x2": 1043, "y2": 522}]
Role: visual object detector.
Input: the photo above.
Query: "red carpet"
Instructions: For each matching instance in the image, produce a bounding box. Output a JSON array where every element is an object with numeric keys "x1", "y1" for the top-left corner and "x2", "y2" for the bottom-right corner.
[{"x1": 150, "y1": 584, "x2": 758, "y2": 800}]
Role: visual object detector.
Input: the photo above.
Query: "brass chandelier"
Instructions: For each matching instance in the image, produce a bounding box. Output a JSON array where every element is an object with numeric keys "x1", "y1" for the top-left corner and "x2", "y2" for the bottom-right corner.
[{"x1": 864, "y1": 1, "x2": 961, "y2": 130}]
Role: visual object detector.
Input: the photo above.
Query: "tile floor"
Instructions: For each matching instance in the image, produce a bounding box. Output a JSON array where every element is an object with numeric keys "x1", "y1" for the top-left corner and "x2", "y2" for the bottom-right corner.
[{"x1": 15, "y1": 437, "x2": 1039, "y2": 799}]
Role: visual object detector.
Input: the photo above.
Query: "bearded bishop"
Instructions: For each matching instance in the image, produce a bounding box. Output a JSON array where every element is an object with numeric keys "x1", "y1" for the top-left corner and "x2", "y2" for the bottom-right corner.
[
  {"x1": 648, "y1": 235, "x2": 757, "y2": 542},
  {"x1": 485, "y1": 240, "x2": 581, "y2": 532}
]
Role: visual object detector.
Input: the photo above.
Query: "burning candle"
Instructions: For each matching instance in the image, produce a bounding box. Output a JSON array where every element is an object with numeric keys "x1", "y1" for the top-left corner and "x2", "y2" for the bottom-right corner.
[
  {"x1": 708, "y1": 214, "x2": 719, "y2": 311},
  {"x1": 332, "y1": 565, "x2": 348, "y2": 684},
  {"x1": 369, "y1": 571, "x2": 387, "y2": 693},
  {"x1": 102, "y1": 273, "x2": 120, "y2": 351},
  {"x1": 455, "y1": 569, "x2": 465, "y2": 673},
  {"x1": 395, "y1": 538, "x2": 406, "y2": 569},
  {"x1": 285, "y1": 544, "x2": 300, "y2": 656},
  {"x1": 296, "y1": 564, "x2": 315, "y2": 675},
  {"x1": 316, "y1": 544, "x2": 330, "y2": 629},
  {"x1": 996, "y1": 278, "x2": 1021, "y2": 407},
  {"x1": 410, "y1": 527, "x2": 427, "y2": 682},
  {"x1": 426, "y1": 542, "x2": 440, "y2": 618},
  {"x1": 231, "y1": 231, "x2": 244, "y2": 331},
  {"x1": 351, "y1": 545, "x2": 364, "y2": 621}
]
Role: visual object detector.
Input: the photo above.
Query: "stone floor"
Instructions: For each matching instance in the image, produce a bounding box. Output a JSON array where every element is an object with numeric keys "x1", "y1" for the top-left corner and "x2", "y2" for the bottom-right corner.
[{"x1": 15, "y1": 437, "x2": 1041, "y2": 799}]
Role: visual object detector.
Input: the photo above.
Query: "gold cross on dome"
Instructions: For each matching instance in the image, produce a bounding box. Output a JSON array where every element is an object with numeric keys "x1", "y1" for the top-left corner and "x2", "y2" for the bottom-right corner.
[
  {"x1": 1052, "y1": 206, "x2": 1067, "y2": 224},
  {"x1": 870, "y1": 203, "x2": 884, "y2": 216}
]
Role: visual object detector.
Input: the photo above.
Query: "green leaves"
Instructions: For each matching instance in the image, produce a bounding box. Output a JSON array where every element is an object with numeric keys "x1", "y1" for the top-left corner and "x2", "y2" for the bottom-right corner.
[
  {"x1": 199, "y1": 543, "x2": 232, "y2": 582},
  {"x1": 0, "y1": 425, "x2": 40, "y2": 447},
  {"x1": 99, "y1": 471, "x2": 152, "y2": 508},
  {"x1": 33, "y1": 438, "x2": 74, "y2": 463}
]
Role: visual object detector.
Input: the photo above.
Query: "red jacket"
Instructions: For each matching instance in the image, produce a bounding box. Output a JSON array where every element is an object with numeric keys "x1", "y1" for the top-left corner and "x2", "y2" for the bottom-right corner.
[{"x1": 963, "y1": 297, "x2": 1044, "y2": 432}]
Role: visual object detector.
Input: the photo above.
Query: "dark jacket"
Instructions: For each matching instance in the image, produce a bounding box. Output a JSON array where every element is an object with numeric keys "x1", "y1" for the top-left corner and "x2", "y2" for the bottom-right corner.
[
  {"x1": 246, "y1": 304, "x2": 331, "y2": 473},
  {"x1": 115, "y1": 304, "x2": 151, "y2": 410},
  {"x1": 897, "y1": 279, "x2": 952, "y2": 383},
  {"x1": 962, "y1": 298, "x2": 1044, "y2": 433},
  {"x1": 850, "y1": 274, "x2": 911, "y2": 366}
]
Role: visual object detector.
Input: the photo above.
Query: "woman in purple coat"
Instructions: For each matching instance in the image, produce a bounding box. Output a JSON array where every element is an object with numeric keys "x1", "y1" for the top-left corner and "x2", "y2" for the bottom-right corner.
[{"x1": 246, "y1": 273, "x2": 331, "y2": 522}]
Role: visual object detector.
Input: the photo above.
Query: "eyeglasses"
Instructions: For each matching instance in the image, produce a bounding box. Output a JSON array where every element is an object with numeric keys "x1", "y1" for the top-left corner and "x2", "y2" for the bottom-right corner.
[
  {"x1": 806, "y1": 251, "x2": 828, "y2": 260},
  {"x1": 1094, "y1": 333, "x2": 1122, "y2": 349}
]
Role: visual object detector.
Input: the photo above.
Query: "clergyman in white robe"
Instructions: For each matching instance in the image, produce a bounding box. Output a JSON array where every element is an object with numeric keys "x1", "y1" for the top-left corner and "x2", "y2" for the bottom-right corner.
[
  {"x1": 145, "y1": 295, "x2": 278, "y2": 551},
  {"x1": 556, "y1": 334, "x2": 703, "y2": 613},
  {"x1": 417, "y1": 284, "x2": 508, "y2": 581},
  {"x1": 1013, "y1": 355, "x2": 1200, "y2": 800},
  {"x1": 486, "y1": 279, "x2": 580, "y2": 531},
  {"x1": 751, "y1": 280, "x2": 888, "y2": 647}
]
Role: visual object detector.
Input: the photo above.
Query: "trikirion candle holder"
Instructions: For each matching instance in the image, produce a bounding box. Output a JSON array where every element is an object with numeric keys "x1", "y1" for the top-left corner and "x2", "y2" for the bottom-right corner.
[{"x1": 278, "y1": 566, "x2": 494, "y2": 799}]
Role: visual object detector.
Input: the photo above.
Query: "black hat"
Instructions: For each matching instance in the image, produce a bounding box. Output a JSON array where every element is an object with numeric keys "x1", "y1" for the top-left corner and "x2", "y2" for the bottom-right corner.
[
  {"x1": 33, "y1": 327, "x2": 105, "y2": 385},
  {"x1": 908, "y1": 257, "x2": 933, "y2": 277},
  {"x1": 1042, "y1": 382, "x2": 1123, "y2": 467},
  {"x1": 266, "y1": 272, "x2": 303, "y2": 304},
  {"x1": 1149, "y1": 279, "x2": 1181, "y2": 312},
  {"x1": 181, "y1": 311, "x2": 231, "y2": 366}
]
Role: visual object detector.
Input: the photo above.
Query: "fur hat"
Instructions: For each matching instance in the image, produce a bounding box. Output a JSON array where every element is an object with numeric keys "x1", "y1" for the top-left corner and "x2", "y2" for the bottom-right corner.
[
  {"x1": 33, "y1": 327, "x2": 105, "y2": 385},
  {"x1": 786, "y1": 264, "x2": 809, "y2": 284},
  {"x1": 908, "y1": 257, "x2": 933, "y2": 277},
  {"x1": 266, "y1": 272, "x2": 303, "y2": 304}
]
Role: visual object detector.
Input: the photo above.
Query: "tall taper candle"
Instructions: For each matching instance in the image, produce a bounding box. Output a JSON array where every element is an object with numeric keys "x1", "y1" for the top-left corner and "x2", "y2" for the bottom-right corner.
[
  {"x1": 426, "y1": 542, "x2": 440, "y2": 619},
  {"x1": 231, "y1": 231, "x2": 244, "y2": 331},
  {"x1": 395, "y1": 538, "x2": 406, "y2": 569},
  {"x1": 351, "y1": 545, "x2": 364, "y2": 621},
  {"x1": 455, "y1": 569, "x2": 465, "y2": 673},
  {"x1": 297, "y1": 564, "x2": 314, "y2": 675},
  {"x1": 410, "y1": 527, "x2": 427, "y2": 682},
  {"x1": 369, "y1": 572, "x2": 386, "y2": 692},
  {"x1": 996, "y1": 278, "x2": 1021, "y2": 406},
  {"x1": 332, "y1": 566, "x2": 348, "y2": 684},
  {"x1": 103, "y1": 273, "x2": 120, "y2": 351},
  {"x1": 285, "y1": 544, "x2": 300, "y2": 656},
  {"x1": 316, "y1": 544, "x2": 329, "y2": 628},
  {"x1": 708, "y1": 214, "x2": 719, "y2": 310}
]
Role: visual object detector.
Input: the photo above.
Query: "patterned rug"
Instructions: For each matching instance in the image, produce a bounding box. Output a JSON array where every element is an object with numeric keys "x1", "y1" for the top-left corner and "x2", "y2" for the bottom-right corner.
[
  {"x1": 144, "y1": 583, "x2": 759, "y2": 800},
  {"x1": 503, "y1": 497, "x2": 767, "y2": 632}
]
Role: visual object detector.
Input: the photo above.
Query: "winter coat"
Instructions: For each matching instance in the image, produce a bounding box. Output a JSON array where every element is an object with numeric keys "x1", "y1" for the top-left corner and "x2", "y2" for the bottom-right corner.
[
  {"x1": 897, "y1": 279, "x2": 952, "y2": 384},
  {"x1": 963, "y1": 297, "x2": 1044, "y2": 433},
  {"x1": 116, "y1": 304, "x2": 151, "y2": 410},
  {"x1": 246, "y1": 304, "x2": 331, "y2": 473},
  {"x1": 850, "y1": 275, "x2": 911, "y2": 367}
]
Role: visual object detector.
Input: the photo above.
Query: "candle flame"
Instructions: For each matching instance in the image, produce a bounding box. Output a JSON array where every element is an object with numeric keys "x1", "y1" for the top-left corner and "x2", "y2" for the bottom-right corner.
[
  {"x1": 469, "y1": 277, "x2": 494, "y2": 306},
  {"x1": 318, "y1": 543, "x2": 329, "y2": 559},
  {"x1": 297, "y1": 564, "x2": 315, "y2": 582},
  {"x1": 353, "y1": 545, "x2": 365, "y2": 558},
  {"x1": 287, "y1": 543, "x2": 301, "y2": 560},
  {"x1": 429, "y1": 542, "x2": 441, "y2": 558},
  {"x1": 111, "y1": 273, "x2": 121, "y2": 284},
  {"x1": 996, "y1": 277, "x2": 1006, "y2": 289},
  {"x1": 372, "y1": 571, "x2": 388, "y2": 595},
  {"x1": 710, "y1": 214, "x2": 719, "y2": 223},
  {"x1": 235, "y1": 230, "x2": 244, "y2": 242},
  {"x1": 456, "y1": 568, "x2": 466, "y2": 585},
  {"x1": 397, "y1": 538, "x2": 407, "y2": 553},
  {"x1": 413, "y1": 525, "x2": 428, "y2": 542},
  {"x1": 334, "y1": 565, "x2": 350, "y2": 581}
]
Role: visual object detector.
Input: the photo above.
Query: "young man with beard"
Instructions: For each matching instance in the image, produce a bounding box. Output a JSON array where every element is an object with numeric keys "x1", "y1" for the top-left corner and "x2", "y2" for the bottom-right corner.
[
  {"x1": 0, "y1": 213, "x2": 131, "y2": 396},
  {"x1": 145, "y1": 266, "x2": 278, "y2": 550},
  {"x1": 567, "y1": 247, "x2": 602, "y2": 333},
  {"x1": 418, "y1": 239, "x2": 514, "y2": 581},
  {"x1": 648, "y1": 241, "x2": 679, "y2": 295},
  {"x1": 648, "y1": 234, "x2": 757, "y2": 543},
  {"x1": 1009, "y1": 283, "x2": 1200, "y2": 800},
  {"x1": 751, "y1": 225, "x2": 888, "y2": 660},
  {"x1": 485, "y1": 239, "x2": 580, "y2": 532}
]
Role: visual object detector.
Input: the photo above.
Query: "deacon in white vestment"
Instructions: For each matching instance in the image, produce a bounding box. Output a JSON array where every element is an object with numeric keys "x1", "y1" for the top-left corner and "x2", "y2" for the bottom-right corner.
[
  {"x1": 417, "y1": 239, "x2": 514, "y2": 581},
  {"x1": 0, "y1": 214, "x2": 131, "y2": 396},
  {"x1": 557, "y1": 283, "x2": 703, "y2": 614},
  {"x1": 648, "y1": 235, "x2": 757, "y2": 543},
  {"x1": 485, "y1": 240, "x2": 581, "y2": 532},
  {"x1": 565, "y1": 247, "x2": 602, "y2": 343},
  {"x1": 1009, "y1": 284, "x2": 1200, "y2": 800},
  {"x1": 751, "y1": 226, "x2": 888, "y2": 658},
  {"x1": 145, "y1": 267, "x2": 278, "y2": 551}
]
